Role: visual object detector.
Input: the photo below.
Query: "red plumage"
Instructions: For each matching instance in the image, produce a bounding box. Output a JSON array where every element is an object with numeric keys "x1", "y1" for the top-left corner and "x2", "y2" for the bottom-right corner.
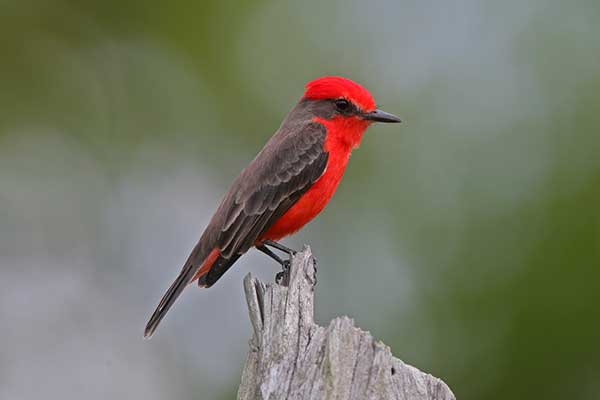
[
  {"x1": 144, "y1": 76, "x2": 400, "y2": 338},
  {"x1": 259, "y1": 114, "x2": 370, "y2": 241},
  {"x1": 304, "y1": 76, "x2": 377, "y2": 112}
]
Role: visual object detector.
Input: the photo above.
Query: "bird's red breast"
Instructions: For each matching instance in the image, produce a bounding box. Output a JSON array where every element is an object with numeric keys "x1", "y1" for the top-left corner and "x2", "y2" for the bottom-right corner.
[{"x1": 260, "y1": 113, "x2": 371, "y2": 241}]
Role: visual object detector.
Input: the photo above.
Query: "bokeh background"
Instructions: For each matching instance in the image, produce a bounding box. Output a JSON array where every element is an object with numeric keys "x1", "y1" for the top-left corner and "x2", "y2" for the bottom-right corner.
[{"x1": 2, "y1": 0, "x2": 599, "y2": 399}]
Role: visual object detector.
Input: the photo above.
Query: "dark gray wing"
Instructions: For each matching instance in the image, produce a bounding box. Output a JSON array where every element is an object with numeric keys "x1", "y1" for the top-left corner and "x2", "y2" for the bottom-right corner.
[
  {"x1": 213, "y1": 121, "x2": 328, "y2": 259},
  {"x1": 144, "y1": 120, "x2": 328, "y2": 337}
]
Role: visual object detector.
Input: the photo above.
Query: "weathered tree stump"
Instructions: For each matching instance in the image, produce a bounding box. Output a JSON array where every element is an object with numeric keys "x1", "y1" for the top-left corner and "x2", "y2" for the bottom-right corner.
[{"x1": 237, "y1": 246, "x2": 455, "y2": 400}]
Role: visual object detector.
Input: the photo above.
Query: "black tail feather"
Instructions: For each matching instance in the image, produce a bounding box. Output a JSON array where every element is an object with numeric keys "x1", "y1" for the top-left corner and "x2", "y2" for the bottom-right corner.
[
  {"x1": 144, "y1": 250, "x2": 243, "y2": 338},
  {"x1": 144, "y1": 258, "x2": 198, "y2": 339}
]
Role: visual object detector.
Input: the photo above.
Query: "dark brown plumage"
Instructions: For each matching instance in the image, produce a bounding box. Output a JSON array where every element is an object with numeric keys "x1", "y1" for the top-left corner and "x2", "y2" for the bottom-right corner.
[
  {"x1": 144, "y1": 76, "x2": 401, "y2": 338},
  {"x1": 145, "y1": 101, "x2": 329, "y2": 337}
]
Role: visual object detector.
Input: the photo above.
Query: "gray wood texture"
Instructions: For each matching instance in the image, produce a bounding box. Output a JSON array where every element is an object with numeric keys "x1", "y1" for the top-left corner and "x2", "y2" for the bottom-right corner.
[{"x1": 237, "y1": 246, "x2": 456, "y2": 400}]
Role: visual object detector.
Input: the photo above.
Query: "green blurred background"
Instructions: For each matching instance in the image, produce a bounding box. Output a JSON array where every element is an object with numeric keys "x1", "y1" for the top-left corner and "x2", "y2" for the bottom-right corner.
[{"x1": 1, "y1": 0, "x2": 599, "y2": 399}]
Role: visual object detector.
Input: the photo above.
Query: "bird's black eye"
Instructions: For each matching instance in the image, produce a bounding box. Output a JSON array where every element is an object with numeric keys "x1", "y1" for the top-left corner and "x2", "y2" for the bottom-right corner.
[{"x1": 334, "y1": 99, "x2": 351, "y2": 112}]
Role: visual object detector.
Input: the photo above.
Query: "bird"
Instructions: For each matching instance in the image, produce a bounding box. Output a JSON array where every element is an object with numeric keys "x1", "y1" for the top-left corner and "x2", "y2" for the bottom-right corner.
[{"x1": 144, "y1": 76, "x2": 401, "y2": 338}]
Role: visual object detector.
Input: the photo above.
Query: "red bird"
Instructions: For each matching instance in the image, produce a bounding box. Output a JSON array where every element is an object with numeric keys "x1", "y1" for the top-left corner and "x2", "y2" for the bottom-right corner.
[{"x1": 144, "y1": 76, "x2": 400, "y2": 337}]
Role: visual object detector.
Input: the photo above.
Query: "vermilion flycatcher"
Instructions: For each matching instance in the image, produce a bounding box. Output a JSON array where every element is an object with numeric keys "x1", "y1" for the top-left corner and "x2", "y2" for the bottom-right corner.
[{"x1": 145, "y1": 76, "x2": 401, "y2": 337}]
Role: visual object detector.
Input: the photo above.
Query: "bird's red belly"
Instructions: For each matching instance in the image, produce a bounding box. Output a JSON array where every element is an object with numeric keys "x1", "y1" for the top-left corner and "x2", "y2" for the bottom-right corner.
[{"x1": 260, "y1": 150, "x2": 349, "y2": 241}]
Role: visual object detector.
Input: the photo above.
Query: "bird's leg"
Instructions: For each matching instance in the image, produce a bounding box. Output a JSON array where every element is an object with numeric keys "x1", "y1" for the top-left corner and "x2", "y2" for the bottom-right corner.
[
  {"x1": 262, "y1": 240, "x2": 297, "y2": 284},
  {"x1": 256, "y1": 244, "x2": 287, "y2": 266},
  {"x1": 262, "y1": 240, "x2": 297, "y2": 256},
  {"x1": 262, "y1": 240, "x2": 318, "y2": 284},
  {"x1": 256, "y1": 244, "x2": 292, "y2": 285}
]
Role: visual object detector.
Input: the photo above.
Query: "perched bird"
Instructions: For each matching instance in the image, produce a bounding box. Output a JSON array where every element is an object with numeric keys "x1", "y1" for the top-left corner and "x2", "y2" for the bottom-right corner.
[{"x1": 144, "y1": 76, "x2": 401, "y2": 338}]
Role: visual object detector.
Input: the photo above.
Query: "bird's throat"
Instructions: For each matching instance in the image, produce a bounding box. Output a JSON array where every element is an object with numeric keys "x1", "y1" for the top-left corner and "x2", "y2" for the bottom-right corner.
[{"x1": 319, "y1": 116, "x2": 369, "y2": 151}]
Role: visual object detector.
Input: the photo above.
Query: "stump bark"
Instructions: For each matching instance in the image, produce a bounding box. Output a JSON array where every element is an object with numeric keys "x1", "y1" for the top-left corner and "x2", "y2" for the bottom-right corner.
[{"x1": 237, "y1": 246, "x2": 455, "y2": 400}]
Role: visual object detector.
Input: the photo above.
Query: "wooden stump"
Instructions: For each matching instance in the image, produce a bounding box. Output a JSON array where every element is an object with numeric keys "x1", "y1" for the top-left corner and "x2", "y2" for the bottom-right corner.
[{"x1": 237, "y1": 246, "x2": 456, "y2": 400}]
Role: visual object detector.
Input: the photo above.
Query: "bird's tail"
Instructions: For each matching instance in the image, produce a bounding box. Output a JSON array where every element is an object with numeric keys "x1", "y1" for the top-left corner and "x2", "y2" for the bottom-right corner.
[{"x1": 144, "y1": 246, "x2": 220, "y2": 338}]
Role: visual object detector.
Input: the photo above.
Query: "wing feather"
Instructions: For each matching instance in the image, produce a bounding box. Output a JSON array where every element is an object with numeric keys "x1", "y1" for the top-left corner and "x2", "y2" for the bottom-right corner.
[{"x1": 217, "y1": 121, "x2": 328, "y2": 259}]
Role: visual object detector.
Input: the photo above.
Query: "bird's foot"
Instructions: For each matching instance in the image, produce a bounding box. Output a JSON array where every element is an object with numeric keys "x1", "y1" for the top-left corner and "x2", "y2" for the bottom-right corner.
[{"x1": 275, "y1": 258, "x2": 291, "y2": 286}]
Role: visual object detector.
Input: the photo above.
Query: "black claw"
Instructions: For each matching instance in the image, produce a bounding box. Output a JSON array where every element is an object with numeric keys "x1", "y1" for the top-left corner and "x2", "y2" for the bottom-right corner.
[
  {"x1": 276, "y1": 259, "x2": 291, "y2": 286},
  {"x1": 275, "y1": 271, "x2": 285, "y2": 284},
  {"x1": 256, "y1": 242, "x2": 296, "y2": 286}
]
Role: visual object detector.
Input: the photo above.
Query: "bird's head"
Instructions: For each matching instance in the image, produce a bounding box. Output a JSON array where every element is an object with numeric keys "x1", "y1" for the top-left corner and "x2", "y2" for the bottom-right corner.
[
  {"x1": 301, "y1": 76, "x2": 401, "y2": 148},
  {"x1": 304, "y1": 76, "x2": 401, "y2": 123}
]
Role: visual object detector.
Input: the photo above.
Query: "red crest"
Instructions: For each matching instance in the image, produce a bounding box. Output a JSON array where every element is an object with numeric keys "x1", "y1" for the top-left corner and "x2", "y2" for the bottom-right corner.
[{"x1": 304, "y1": 76, "x2": 376, "y2": 112}]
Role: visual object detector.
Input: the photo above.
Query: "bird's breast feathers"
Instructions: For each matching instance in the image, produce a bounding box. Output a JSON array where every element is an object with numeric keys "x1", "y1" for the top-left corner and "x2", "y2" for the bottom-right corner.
[{"x1": 259, "y1": 118, "x2": 361, "y2": 240}]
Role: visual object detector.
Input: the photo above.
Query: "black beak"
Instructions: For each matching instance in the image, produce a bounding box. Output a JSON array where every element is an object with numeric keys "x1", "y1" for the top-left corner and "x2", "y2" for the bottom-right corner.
[{"x1": 363, "y1": 109, "x2": 402, "y2": 123}]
